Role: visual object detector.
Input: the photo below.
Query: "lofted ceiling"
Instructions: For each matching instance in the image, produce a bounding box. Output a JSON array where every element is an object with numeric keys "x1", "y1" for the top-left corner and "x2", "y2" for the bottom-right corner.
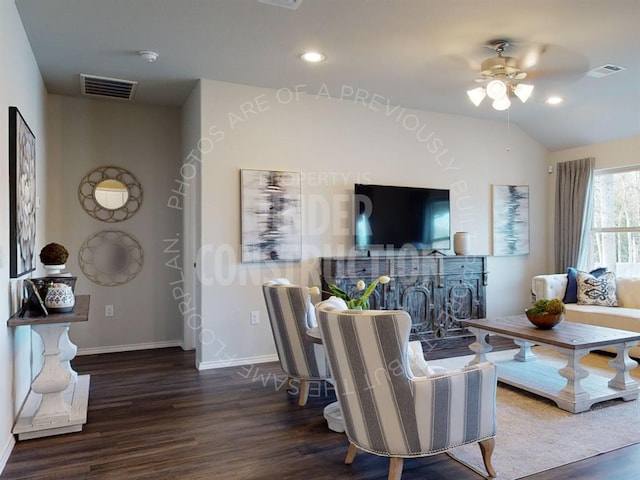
[{"x1": 15, "y1": 0, "x2": 640, "y2": 151}]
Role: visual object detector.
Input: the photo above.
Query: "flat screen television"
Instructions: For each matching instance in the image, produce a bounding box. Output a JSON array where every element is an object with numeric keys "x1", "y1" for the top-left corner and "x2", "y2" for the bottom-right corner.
[{"x1": 354, "y1": 183, "x2": 451, "y2": 252}]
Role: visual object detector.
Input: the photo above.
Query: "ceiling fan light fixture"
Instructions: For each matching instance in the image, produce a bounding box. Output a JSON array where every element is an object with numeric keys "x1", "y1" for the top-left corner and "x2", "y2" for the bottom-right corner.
[
  {"x1": 486, "y1": 80, "x2": 507, "y2": 100},
  {"x1": 492, "y1": 96, "x2": 511, "y2": 111},
  {"x1": 467, "y1": 87, "x2": 486, "y2": 107},
  {"x1": 513, "y1": 83, "x2": 534, "y2": 103}
]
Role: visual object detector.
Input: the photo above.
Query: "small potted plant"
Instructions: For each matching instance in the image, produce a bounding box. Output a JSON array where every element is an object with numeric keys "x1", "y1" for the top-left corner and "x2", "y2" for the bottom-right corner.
[
  {"x1": 39, "y1": 242, "x2": 69, "y2": 275},
  {"x1": 326, "y1": 275, "x2": 391, "y2": 310},
  {"x1": 525, "y1": 298, "x2": 565, "y2": 329}
]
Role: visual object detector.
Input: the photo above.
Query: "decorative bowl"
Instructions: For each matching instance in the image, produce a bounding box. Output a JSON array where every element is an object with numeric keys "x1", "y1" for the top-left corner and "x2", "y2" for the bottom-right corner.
[{"x1": 525, "y1": 310, "x2": 564, "y2": 329}]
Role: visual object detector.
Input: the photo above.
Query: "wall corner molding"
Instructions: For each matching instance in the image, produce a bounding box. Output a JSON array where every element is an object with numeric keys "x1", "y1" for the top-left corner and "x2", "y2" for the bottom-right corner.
[
  {"x1": 76, "y1": 340, "x2": 182, "y2": 356},
  {"x1": 0, "y1": 434, "x2": 16, "y2": 476},
  {"x1": 197, "y1": 354, "x2": 278, "y2": 371}
]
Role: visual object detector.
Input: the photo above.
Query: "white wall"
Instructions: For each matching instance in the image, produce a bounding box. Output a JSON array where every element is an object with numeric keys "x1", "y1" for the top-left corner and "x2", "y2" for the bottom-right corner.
[
  {"x1": 0, "y1": 0, "x2": 48, "y2": 471},
  {"x1": 46, "y1": 95, "x2": 183, "y2": 353},
  {"x1": 194, "y1": 79, "x2": 549, "y2": 368},
  {"x1": 544, "y1": 135, "x2": 640, "y2": 272}
]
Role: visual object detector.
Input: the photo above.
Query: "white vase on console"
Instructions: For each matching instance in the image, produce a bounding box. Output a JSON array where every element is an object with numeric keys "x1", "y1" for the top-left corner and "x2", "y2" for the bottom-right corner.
[{"x1": 454, "y1": 232, "x2": 471, "y2": 255}]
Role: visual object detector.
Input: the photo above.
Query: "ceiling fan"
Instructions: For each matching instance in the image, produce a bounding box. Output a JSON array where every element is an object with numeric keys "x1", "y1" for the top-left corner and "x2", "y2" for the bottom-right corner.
[{"x1": 467, "y1": 39, "x2": 537, "y2": 110}]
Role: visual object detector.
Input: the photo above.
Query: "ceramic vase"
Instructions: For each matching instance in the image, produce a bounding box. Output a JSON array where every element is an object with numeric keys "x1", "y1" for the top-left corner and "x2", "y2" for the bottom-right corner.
[
  {"x1": 453, "y1": 232, "x2": 470, "y2": 255},
  {"x1": 45, "y1": 283, "x2": 75, "y2": 313}
]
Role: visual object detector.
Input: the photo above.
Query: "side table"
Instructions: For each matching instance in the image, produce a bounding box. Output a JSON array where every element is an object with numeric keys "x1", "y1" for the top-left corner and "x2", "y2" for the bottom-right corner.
[{"x1": 7, "y1": 295, "x2": 91, "y2": 440}]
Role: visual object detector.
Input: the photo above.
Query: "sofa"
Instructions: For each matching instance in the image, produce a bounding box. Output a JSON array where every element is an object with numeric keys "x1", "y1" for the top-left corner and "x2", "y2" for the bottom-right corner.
[{"x1": 531, "y1": 273, "x2": 640, "y2": 357}]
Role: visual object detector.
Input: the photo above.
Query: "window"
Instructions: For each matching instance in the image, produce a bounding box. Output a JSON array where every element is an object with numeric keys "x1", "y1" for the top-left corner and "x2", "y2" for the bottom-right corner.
[{"x1": 587, "y1": 166, "x2": 640, "y2": 276}]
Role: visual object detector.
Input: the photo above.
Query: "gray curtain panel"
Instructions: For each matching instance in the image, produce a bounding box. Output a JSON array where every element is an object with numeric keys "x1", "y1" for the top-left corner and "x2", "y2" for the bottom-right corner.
[{"x1": 554, "y1": 157, "x2": 595, "y2": 272}]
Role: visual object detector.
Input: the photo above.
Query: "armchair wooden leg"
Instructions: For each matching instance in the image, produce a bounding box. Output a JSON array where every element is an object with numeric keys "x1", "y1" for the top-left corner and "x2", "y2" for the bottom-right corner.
[
  {"x1": 388, "y1": 457, "x2": 404, "y2": 480},
  {"x1": 345, "y1": 443, "x2": 357, "y2": 464},
  {"x1": 478, "y1": 438, "x2": 497, "y2": 478},
  {"x1": 298, "y1": 379, "x2": 310, "y2": 406}
]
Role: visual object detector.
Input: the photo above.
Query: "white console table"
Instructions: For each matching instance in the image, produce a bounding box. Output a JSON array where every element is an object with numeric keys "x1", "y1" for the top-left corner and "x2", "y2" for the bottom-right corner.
[{"x1": 8, "y1": 295, "x2": 91, "y2": 440}]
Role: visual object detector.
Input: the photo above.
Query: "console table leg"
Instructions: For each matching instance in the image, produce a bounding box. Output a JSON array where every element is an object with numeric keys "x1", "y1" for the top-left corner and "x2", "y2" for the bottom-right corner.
[
  {"x1": 467, "y1": 327, "x2": 492, "y2": 365},
  {"x1": 608, "y1": 342, "x2": 639, "y2": 391},
  {"x1": 59, "y1": 328, "x2": 79, "y2": 384},
  {"x1": 31, "y1": 324, "x2": 72, "y2": 423},
  {"x1": 513, "y1": 340, "x2": 536, "y2": 362},
  {"x1": 557, "y1": 347, "x2": 590, "y2": 411}
]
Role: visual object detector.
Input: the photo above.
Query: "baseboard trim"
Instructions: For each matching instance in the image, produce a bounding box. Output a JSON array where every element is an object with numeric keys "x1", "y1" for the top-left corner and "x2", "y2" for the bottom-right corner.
[
  {"x1": 0, "y1": 434, "x2": 16, "y2": 476},
  {"x1": 197, "y1": 354, "x2": 278, "y2": 371},
  {"x1": 77, "y1": 340, "x2": 183, "y2": 356}
]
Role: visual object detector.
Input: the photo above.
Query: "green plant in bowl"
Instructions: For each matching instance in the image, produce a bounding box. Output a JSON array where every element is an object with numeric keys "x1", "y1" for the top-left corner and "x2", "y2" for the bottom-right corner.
[{"x1": 525, "y1": 298, "x2": 566, "y2": 329}]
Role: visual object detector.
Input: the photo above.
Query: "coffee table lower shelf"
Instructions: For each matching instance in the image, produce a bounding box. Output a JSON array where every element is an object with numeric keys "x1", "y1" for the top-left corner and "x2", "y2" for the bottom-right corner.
[{"x1": 493, "y1": 355, "x2": 638, "y2": 413}]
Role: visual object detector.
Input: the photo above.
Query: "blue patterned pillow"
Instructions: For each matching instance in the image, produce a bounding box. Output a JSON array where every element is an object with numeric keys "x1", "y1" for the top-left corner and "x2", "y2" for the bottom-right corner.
[
  {"x1": 576, "y1": 271, "x2": 618, "y2": 307},
  {"x1": 563, "y1": 267, "x2": 607, "y2": 303}
]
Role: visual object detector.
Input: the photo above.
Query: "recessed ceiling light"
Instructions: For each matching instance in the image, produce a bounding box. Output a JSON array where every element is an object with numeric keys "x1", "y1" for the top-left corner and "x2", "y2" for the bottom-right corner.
[
  {"x1": 300, "y1": 51, "x2": 326, "y2": 63},
  {"x1": 545, "y1": 96, "x2": 564, "y2": 105}
]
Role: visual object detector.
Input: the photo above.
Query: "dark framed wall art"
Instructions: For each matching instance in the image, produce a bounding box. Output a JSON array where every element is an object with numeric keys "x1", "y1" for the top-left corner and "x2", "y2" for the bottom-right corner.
[
  {"x1": 9, "y1": 106, "x2": 37, "y2": 278},
  {"x1": 240, "y1": 169, "x2": 302, "y2": 262}
]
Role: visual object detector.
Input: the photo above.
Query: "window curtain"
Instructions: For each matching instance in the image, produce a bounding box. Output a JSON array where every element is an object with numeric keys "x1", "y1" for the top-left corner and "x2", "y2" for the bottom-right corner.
[{"x1": 554, "y1": 157, "x2": 595, "y2": 272}]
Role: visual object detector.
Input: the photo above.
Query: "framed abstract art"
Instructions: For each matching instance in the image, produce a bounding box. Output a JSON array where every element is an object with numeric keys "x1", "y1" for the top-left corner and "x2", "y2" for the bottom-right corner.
[
  {"x1": 240, "y1": 169, "x2": 301, "y2": 262},
  {"x1": 492, "y1": 184, "x2": 530, "y2": 256},
  {"x1": 9, "y1": 106, "x2": 37, "y2": 278}
]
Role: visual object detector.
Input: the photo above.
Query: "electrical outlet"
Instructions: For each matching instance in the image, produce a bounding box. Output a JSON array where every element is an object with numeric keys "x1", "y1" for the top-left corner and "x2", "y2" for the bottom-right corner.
[
  {"x1": 105, "y1": 305, "x2": 114, "y2": 317},
  {"x1": 250, "y1": 310, "x2": 260, "y2": 325}
]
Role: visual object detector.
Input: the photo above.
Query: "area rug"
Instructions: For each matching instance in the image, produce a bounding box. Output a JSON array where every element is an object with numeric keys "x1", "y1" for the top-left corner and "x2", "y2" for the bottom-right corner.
[{"x1": 429, "y1": 348, "x2": 640, "y2": 479}]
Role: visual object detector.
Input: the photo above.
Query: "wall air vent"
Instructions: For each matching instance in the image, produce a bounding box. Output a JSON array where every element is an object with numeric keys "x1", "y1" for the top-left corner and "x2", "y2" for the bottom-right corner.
[
  {"x1": 587, "y1": 64, "x2": 626, "y2": 78},
  {"x1": 80, "y1": 74, "x2": 138, "y2": 100},
  {"x1": 258, "y1": 0, "x2": 301, "y2": 10}
]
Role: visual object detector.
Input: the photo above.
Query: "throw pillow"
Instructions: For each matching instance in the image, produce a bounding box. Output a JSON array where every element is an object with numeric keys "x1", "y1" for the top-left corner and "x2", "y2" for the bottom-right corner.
[
  {"x1": 407, "y1": 341, "x2": 436, "y2": 377},
  {"x1": 577, "y1": 271, "x2": 618, "y2": 307},
  {"x1": 563, "y1": 266, "x2": 607, "y2": 303}
]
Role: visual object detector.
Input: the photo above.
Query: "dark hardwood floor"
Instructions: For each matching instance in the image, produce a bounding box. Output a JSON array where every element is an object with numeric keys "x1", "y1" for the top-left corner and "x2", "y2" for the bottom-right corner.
[{"x1": 3, "y1": 338, "x2": 640, "y2": 479}]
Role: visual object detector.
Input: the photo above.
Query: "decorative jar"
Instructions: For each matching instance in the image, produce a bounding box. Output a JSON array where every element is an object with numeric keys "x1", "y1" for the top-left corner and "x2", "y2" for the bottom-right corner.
[{"x1": 44, "y1": 283, "x2": 75, "y2": 313}]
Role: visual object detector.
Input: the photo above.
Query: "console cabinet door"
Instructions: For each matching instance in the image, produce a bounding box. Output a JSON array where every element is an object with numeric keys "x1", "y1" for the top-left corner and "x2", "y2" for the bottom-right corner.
[
  {"x1": 396, "y1": 277, "x2": 437, "y2": 335},
  {"x1": 441, "y1": 275, "x2": 483, "y2": 336}
]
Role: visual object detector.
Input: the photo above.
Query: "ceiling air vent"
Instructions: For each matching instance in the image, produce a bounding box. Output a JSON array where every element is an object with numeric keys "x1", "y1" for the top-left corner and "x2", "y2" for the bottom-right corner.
[
  {"x1": 587, "y1": 64, "x2": 626, "y2": 78},
  {"x1": 258, "y1": 0, "x2": 301, "y2": 10},
  {"x1": 80, "y1": 74, "x2": 138, "y2": 100}
]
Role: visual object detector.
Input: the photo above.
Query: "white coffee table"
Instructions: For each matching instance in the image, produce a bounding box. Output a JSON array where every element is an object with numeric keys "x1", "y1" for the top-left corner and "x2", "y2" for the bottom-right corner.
[{"x1": 463, "y1": 316, "x2": 640, "y2": 413}]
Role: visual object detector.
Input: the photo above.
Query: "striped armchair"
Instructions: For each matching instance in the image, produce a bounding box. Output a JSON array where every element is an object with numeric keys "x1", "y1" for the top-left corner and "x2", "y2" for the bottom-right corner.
[
  {"x1": 316, "y1": 301, "x2": 497, "y2": 480},
  {"x1": 262, "y1": 280, "x2": 330, "y2": 406}
]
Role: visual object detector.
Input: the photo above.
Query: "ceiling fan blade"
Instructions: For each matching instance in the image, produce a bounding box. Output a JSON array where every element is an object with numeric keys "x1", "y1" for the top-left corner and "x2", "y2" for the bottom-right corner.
[
  {"x1": 519, "y1": 43, "x2": 547, "y2": 70},
  {"x1": 524, "y1": 44, "x2": 590, "y2": 81}
]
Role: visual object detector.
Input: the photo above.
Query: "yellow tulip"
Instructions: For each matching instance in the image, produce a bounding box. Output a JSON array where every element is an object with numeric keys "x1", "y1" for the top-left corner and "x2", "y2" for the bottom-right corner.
[{"x1": 356, "y1": 280, "x2": 366, "y2": 291}]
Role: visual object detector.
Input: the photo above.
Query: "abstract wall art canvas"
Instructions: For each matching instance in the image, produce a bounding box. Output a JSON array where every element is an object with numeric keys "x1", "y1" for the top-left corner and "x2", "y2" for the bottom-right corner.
[
  {"x1": 492, "y1": 184, "x2": 530, "y2": 256},
  {"x1": 9, "y1": 107, "x2": 37, "y2": 278},
  {"x1": 241, "y1": 169, "x2": 301, "y2": 262}
]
